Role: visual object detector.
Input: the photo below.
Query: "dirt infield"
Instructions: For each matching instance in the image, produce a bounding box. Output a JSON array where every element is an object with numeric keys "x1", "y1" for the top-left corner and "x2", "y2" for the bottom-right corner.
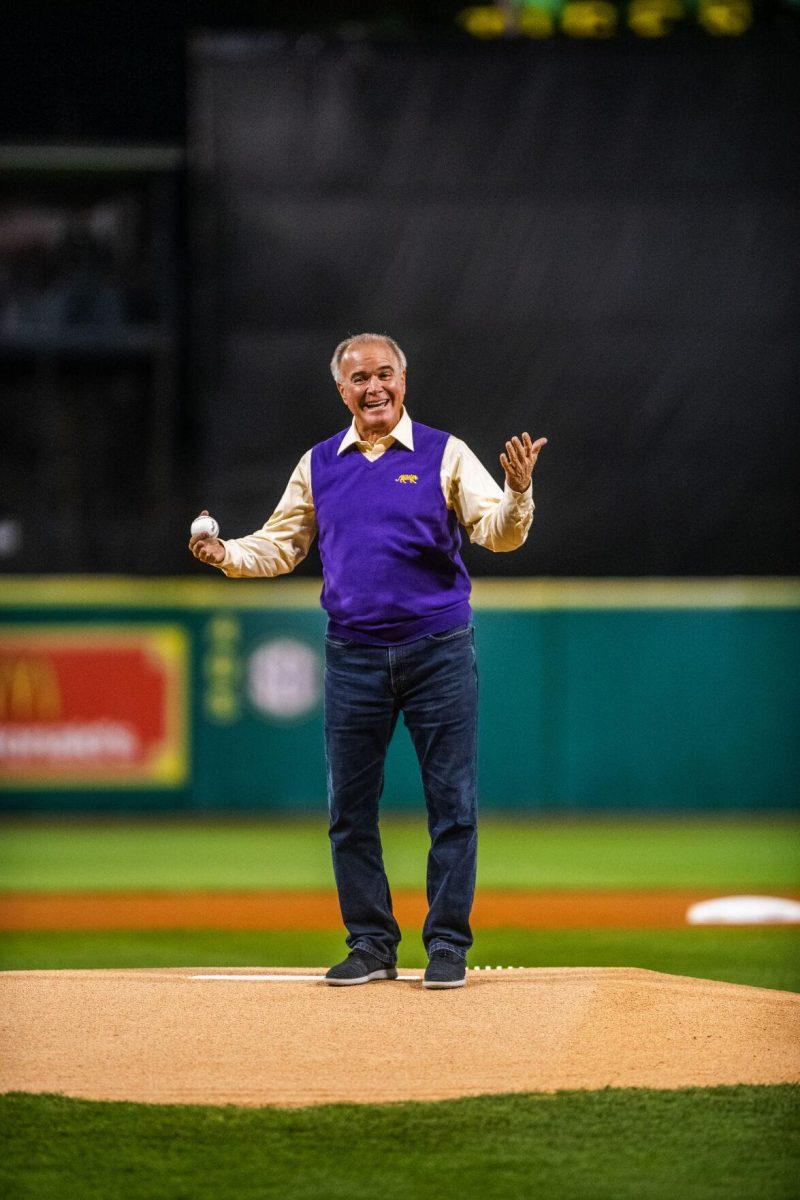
[
  {"x1": 5, "y1": 888, "x2": 799, "y2": 930},
  {"x1": 1, "y1": 967, "x2": 798, "y2": 1107}
]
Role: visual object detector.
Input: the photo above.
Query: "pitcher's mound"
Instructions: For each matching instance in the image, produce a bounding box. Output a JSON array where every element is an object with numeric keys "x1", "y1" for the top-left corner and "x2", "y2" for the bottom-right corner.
[{"x1": 1, "y1": 967, "x2": 798, "y2": 1107}]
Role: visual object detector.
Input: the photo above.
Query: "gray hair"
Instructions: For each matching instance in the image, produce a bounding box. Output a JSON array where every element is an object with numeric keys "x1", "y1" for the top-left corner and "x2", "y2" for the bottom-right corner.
[{"x1": 330, "y1": 332, "x2": 407, "y2": 382}]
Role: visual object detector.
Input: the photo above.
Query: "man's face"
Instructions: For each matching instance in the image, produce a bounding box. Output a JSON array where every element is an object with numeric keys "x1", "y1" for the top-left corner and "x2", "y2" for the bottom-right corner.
[{"x1": 337, "y1": 341, "x2": 406, "y2": 438}]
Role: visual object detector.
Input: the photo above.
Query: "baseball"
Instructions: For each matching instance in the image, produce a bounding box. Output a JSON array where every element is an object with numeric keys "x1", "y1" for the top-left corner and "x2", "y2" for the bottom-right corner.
[{"x1": 190, "y1": 515, "x2": 219, "y2": 538}]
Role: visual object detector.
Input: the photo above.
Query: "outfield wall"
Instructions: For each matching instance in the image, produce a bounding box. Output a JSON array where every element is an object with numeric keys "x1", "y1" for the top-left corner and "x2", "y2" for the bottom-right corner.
[{"x1": 1, "y1": 578, "x2": 798, "y2": 813}]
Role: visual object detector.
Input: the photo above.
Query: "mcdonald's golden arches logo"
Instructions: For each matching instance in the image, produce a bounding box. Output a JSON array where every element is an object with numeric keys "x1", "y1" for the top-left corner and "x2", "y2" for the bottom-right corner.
[{"x1": 0, "y1": 658, "x2": 61, "y2": 720}]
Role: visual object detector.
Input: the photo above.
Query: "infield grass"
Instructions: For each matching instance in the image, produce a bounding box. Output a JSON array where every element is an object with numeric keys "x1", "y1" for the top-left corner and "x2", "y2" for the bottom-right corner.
[
  {"x1": 2, "y1": 819, "x2": 798, "y2": 1197},
  {"x1": 2, "y1": 1086, "x2": 798, "y2": 1200},
  {"x1": 1, "y1": 816, "x2": 798, "y2": 891},
  {"x1": 2, "y1": 928, "x2": 798, "y2": 991}
]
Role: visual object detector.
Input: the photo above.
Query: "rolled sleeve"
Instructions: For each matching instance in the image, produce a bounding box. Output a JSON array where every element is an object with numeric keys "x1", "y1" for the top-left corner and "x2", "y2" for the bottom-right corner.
[
  {"x1": 219, "y1": 451, "x2": 317, "y2": 578},
  {"x1": 443, "y1": 437, "x2": 534, "y2": 552}
]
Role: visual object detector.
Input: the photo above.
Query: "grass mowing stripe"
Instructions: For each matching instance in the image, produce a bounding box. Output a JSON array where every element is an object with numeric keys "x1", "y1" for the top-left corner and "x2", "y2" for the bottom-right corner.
[
  {"x1": 1, "y1": 1086, "x2": 798, "y2": 1200},
  {"x1": 1, "y1": 817, "x2": 798, "y2": 891},
  {"x1": 2, "y1": 928, "x2": 798, "y2": 992}
]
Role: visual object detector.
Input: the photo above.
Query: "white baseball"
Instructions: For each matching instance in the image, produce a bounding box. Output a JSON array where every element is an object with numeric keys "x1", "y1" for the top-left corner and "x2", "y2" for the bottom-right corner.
[{"x1": 190, "y1": 515, "x2": 219, "y2": 538}]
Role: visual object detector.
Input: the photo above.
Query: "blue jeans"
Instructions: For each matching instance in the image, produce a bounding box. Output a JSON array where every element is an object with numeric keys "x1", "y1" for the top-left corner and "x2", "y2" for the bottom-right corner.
[{"x1": 324, "y1": 622, "x2": 478, "y2": 965}]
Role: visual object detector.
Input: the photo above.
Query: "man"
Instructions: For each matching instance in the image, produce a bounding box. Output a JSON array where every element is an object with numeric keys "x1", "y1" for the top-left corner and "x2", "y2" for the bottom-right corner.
[{"x1": 189, "y1": 333, "x2": 546, "y2": 989}]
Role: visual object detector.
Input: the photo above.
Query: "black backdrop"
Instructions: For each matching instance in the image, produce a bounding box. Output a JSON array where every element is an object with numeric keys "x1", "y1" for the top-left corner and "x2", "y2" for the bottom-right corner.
[{"x1": 192, "y1": 33, "x2": 799, "y2": 576}]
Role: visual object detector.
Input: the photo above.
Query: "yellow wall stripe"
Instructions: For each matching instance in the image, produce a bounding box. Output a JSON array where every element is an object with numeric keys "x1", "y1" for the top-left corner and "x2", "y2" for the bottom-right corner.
[{"x1": 1, "y1": 576, "x2": 799, "y2": 610}]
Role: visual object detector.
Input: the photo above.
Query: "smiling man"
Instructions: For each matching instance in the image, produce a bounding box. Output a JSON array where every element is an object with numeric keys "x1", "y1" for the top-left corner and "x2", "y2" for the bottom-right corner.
[{"x1": 189, "y1": 332, "x2": 546, "y2": 989}]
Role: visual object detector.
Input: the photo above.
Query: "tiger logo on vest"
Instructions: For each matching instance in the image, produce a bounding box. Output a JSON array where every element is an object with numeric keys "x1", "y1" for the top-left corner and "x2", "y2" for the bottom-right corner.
[{"x1": 395, "y1": 473, "x2": 419, "y2": 484}]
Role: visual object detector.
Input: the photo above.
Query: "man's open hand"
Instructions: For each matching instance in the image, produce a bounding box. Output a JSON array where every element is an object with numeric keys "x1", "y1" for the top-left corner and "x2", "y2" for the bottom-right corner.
[
  {"x1": 499, "y1": 433, "x2": 547, "y2": 493},
  {"x1": 188, "y1": 509, "x2": 226, "y2": 566}
]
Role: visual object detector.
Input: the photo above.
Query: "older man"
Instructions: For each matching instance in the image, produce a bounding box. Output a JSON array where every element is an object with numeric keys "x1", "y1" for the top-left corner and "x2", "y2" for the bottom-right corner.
[{"x1": 190, "y1": 333, "x2": 546, "y2": 989}]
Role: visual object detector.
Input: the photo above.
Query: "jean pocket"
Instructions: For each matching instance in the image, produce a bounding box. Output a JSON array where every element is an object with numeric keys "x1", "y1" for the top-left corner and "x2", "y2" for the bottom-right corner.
[
  {"x1": 427, "y1": 623, "x2": 472, "y2": 642},
  {"x1": 325, "y1": 635, "x2": 355, "y2": 648}
]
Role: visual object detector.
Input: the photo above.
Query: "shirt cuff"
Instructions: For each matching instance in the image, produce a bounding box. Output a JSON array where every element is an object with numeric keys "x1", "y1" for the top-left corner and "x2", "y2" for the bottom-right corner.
[{"x1": 503, "y1": 480, "x2": 533, "y2": 504}]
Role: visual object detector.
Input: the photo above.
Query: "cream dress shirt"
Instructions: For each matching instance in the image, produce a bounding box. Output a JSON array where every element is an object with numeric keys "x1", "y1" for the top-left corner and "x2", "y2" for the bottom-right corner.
[{"x1": 219, "y1": 407, "x2": 534, "y2": 578}]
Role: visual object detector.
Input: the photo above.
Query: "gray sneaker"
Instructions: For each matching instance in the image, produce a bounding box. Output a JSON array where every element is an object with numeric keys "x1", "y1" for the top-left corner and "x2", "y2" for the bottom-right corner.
[
  {"x1": 325, "y1": 950, "x2": 398, "y2": 986},
  {"x1": 423, "y1": 949, "x2": 467, "y2": 989}
]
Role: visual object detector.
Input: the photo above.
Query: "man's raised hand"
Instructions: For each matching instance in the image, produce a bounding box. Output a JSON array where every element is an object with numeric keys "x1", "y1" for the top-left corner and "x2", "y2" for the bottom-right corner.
[
  {"x1": 499, "y1": 433, "x2": 547, "y2": 494},
  {"x1": 188, "y1": 509, "x2": 226, "y2": 566}
]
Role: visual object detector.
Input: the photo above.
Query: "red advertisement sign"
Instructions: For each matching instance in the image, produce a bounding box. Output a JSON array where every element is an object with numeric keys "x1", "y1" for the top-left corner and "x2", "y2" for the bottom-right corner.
[{"x1": 0, "y1": 626, "x2": 188, "y2": 787}]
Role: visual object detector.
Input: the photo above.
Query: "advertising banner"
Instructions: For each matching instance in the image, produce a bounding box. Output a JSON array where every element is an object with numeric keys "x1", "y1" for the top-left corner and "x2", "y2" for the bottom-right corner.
[
  {"x1": 0, "y1": 625, "x2": 188, "y2": 788},
  {"x1": 0, "y1": 580, "x2": 798, "y2": 810}
]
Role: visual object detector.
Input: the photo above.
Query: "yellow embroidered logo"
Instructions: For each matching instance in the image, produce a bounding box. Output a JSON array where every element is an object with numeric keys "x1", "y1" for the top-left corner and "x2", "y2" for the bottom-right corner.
[{"x1": 395, "y1": 474, "x2": 419, "y2": 484}]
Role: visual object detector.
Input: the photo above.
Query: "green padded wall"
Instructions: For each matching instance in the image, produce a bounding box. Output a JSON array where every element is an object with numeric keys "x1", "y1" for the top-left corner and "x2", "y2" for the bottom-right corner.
[{"x1": 1, "y1": 578, "x2": 797, "y2": 812}]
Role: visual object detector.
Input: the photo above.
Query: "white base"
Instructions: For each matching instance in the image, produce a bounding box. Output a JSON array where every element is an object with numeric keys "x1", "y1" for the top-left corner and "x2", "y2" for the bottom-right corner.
[{"x1": 687, "y1": 895, "x2": 800, "y2": 925}]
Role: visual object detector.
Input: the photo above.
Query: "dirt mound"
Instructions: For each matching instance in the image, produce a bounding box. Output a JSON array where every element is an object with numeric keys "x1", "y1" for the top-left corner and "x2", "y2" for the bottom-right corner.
[{"x1": 1, "y1": 967, "x2": 798, "y2": 1107}]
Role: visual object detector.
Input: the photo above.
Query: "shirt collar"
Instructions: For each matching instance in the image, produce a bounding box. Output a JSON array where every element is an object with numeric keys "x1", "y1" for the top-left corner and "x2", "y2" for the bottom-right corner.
[{"x1": 338, "y1": 406, "x2": 414, "y2": 455}]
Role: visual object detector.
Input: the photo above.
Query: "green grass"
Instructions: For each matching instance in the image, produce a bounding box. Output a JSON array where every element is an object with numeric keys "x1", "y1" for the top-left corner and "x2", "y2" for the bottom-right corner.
[
  {"x1": 3, "y1": 822, "x2": 796, "y2": 1200},
  {"x1": 2, "y1": 928, "x2": 798, "y2": 991},
  {"x1": 2, "y1": 816, "x2": 798, "y2": 891},
  {"x1": 2, "y1": 1086, "x2": 798, "y2": 1200}
]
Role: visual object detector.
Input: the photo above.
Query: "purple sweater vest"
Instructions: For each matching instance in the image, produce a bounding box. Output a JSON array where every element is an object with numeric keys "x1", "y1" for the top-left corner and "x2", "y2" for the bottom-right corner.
[{"x1": 310, "y1": 421, "x2": 472, "y2": 645}]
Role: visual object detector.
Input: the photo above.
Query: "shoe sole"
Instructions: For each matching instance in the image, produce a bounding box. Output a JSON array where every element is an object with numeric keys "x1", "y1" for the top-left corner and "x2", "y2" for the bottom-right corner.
[
  {"x1": 325, "y1": 968, "x2": 398, "y2": 986},
  {"x1": 423, "y1": 978, "x2": 466, "y2": 989}
]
